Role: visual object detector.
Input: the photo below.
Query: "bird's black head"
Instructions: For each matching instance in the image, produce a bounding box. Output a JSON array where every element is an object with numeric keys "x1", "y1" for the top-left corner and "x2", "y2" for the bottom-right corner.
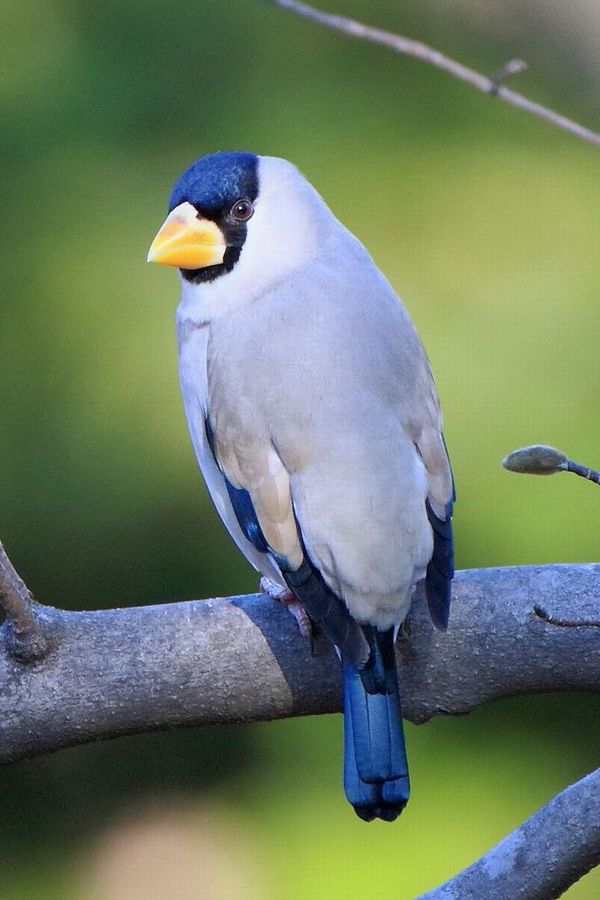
[{"x1": 168, "y1": 151, "x2": 259, "y2": 284}]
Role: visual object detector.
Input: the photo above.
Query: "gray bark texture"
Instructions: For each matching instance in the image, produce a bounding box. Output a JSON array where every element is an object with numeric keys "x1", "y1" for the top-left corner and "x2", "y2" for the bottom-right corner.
[{"x1": 1, "y1": 563, "x2": 599, "y2": 764}]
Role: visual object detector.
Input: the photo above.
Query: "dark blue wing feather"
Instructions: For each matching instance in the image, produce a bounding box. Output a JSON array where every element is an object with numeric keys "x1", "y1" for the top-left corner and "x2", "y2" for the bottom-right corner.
[
  {"x1": 424, "y1": 433, "x2": 455, "y2": 631},
  {"x1": 425, "y1": 498, "x2": 454, "y2": 631},
  {"x1": 278, "y1": 554, "x2": 369, "y2": 666},
  {"x1": 224, "y1": 481, "x2": 269, "y2": 553}
]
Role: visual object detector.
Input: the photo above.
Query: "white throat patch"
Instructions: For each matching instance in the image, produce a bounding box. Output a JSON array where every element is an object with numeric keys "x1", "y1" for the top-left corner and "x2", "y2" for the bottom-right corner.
[{"x1": 176, "y1": 156, "x2": 331, "y2": 326}]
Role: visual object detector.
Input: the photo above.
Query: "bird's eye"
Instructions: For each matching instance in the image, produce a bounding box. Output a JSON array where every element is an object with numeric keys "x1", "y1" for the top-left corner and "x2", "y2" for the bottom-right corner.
[{"x1": 230, "y1": 199, "x2": 253, "y2": 222}]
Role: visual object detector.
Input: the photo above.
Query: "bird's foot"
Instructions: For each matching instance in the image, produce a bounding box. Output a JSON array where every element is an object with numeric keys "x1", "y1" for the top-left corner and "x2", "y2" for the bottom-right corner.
[{"x1": 260, "y1": 577, "x2": 314, "y2": 647}]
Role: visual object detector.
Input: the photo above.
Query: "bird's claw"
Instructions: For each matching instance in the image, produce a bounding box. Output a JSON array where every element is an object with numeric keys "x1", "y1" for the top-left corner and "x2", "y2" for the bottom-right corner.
[{"x1": 260, "y1": 577, "x2": 314, "y2": 650}]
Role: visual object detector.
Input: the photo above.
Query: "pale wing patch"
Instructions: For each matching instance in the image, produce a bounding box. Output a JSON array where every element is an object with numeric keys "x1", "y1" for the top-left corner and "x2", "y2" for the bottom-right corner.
[
  {"x1": 405, "y1": 358, "x2": 453, "y2": 518},
  {"x1": 214, "y1": 437, "x2": 304, "y2": 571},
  {"x1": 416, "y1": 426, "x2": 453, "y2": 518},
  {"x1": 251, "y1": 450, "x2": 304, "y2": 570}
]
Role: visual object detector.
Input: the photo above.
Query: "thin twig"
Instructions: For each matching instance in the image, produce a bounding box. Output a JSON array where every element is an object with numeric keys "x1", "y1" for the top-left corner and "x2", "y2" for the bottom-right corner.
[
  {"x1": 487, "y1": 58, "x2": 528, "y2": 97},
  {"x1": 566, "y1": 459, "x2": 600, "y2": 485},
  {"x1": 266, "y1": 0, "x2": 600, "y2": 148},
  {"x1": 534, "y1": 604, "x2": 600, "y2": 629},
  {"x1": 0, "y1": 541, "x2": 48, "y2": 660}
]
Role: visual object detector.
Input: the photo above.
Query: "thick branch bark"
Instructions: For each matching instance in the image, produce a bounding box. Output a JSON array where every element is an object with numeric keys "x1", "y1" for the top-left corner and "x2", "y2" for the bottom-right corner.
[
  {"x1": 1, "y1": 564, "x2": 599, "y2": 765},
  {"x1": 2, "y1": 562, "x2": 599, "y2": 898},
  {"x1": 266, "y1": 0, "x2": 600, "y2": 148},
  {"x1": 421, "y1": 766, "x2": 600, "y2": 900}
]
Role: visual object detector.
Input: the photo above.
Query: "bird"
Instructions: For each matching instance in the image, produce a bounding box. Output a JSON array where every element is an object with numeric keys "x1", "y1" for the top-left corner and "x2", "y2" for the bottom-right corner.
[{"x1": 147, "y1": 151, "x2": 454, "y2": 822}]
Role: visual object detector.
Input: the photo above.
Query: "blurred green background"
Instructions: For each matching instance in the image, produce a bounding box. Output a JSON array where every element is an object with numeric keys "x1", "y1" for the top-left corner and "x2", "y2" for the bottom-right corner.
[{"x1": 1, "y1": 0, "x2": 599, "y2": 897}]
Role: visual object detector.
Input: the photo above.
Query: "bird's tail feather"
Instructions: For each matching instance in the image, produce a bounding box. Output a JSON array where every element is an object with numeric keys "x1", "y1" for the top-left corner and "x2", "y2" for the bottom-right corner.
[{"x1": 342, "y1": 627, "x2": 409, "y2": 822}]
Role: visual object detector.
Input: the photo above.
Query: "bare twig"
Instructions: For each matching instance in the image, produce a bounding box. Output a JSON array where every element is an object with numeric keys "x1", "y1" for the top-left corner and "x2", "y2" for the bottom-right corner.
[
  {"x1": 487, "y1": 58, "x2": 528, "y2": 96},
  {"x1": 420, "y1": 767, "x2": 600, "y2": 900},
  {"x1": 566, "y1": 459, "x2": 600, "y2": 485},
  {"x1": 534, "y1": 603, "x2": 600, "y2": 629},
  {"x1": 0, "y1": 541, "x2": 48, "y2": 660},
  {"x1": 266, "y1": 0, "x2": 600, "y2": 148}
]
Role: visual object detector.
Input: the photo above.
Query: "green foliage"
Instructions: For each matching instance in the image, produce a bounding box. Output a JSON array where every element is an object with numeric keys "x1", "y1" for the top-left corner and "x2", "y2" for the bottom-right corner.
[{"x1": 1, "y1": 0, "x2": 599, "y2": 896}]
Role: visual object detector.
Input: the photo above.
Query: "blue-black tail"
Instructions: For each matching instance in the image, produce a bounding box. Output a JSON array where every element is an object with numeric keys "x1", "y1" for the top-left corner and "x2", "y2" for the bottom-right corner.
[{"x1": 342, "y1": 626, "x2": 409, "y2": 822}]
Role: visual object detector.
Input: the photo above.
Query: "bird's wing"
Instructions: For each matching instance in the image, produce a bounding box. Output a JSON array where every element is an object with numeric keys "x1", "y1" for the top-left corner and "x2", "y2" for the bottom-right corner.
[
  {"x1": 177, "y1": 320, "x2": 284, "y2": 585},
  {"x1": 411, "y1": 365, "x2": 455, "y2": 631},
  {"x1": 208, "y1": 421, "x2": 369, "y2": 665}
]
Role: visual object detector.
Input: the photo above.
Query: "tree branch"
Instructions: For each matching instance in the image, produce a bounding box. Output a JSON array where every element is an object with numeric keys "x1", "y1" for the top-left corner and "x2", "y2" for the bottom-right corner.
[
  {"x1": 2, "y1": 563, "x2": 599, "y2": 897},
  {"x1": 266, "y1": 0, "x2": 600, "y2": 148},
  {"x1": 1, "y1": 563, "x2": 599, "y2": 765},
  {"x1": 420, "y1": 766, "x2": 600, "y2": 900}
]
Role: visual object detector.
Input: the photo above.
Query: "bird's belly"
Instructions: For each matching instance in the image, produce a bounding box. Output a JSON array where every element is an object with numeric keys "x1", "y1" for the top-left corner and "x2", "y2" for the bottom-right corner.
[{"x1": 343, "y1": 588, "x2": 415, "y2": 631}]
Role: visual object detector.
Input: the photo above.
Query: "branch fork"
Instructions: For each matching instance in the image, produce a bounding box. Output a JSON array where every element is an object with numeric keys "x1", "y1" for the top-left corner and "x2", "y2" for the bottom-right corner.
[{"x1": 0, "y1": 541, "x2": 48, "y2": 660}]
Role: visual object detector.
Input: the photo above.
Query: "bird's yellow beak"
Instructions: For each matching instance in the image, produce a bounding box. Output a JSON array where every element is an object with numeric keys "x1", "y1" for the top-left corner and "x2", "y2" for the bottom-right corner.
[{"x1": 147, "y1": 201, "x2": 226, "y2": 269}]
